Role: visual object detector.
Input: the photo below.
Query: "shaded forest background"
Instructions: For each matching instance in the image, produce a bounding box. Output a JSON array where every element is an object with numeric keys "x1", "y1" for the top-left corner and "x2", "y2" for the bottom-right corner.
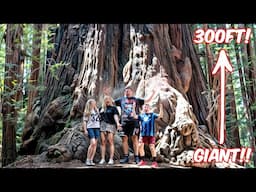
[{"x1": 0, "y1": 24, "x2": 255, "y2": 168}]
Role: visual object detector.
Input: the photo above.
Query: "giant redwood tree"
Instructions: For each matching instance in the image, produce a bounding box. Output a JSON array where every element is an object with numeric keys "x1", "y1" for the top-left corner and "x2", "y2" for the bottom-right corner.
[{"x1": 10, "y1": 24, "x2": 241, "y2": 168}]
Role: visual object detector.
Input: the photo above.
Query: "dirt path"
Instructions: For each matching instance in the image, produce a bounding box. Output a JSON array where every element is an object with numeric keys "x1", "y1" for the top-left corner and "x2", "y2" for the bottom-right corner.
[{"x1": 3, "y1": 157, "x2": 190, "y2": 169}]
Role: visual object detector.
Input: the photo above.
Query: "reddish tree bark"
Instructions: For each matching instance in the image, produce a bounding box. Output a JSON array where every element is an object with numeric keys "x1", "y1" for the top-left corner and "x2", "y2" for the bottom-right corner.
[
  {"x1": 16, "y1": 24, "x2": 240, "y2": 168},
  {"x1": 2, "y1": 24, "x2": 24, "y2": 166},
  {"x1": 27, "y1": 24, "x2": 42, "y2": 114}
]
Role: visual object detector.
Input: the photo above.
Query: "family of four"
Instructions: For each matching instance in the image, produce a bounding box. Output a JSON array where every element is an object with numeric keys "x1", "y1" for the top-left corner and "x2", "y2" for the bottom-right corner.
[{"x1": 82, "y1": 86, "x2": 163, "y2": 168}]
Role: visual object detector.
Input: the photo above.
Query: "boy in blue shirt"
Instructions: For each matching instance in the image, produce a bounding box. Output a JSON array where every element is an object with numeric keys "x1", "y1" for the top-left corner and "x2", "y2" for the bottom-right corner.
[{"x1": 132, "y1": 102, "x2": 163, "y2": 168}]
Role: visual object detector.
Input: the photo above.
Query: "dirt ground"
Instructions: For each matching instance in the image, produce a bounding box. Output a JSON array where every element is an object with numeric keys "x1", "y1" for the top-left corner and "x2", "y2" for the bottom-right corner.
[{"x1": 1, "y1": 155, "x2": 189, "y2": 169}]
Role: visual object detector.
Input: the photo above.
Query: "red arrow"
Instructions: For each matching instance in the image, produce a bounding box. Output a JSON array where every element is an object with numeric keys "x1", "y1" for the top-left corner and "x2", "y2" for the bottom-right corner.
[{"x1": 212, "y1": 49, "x2": 233, "y2": 145}]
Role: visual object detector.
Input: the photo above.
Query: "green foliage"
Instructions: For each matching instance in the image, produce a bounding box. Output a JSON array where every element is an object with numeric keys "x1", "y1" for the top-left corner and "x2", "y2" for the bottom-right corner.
[
  {"x1": 0, "y1": 25, "x2": 6, "y2": 91},
  {"x1": 0, "y1": 116, "x2": 2, "y2": 144},
  {"x1": 193, "y1": 24, "x2": 256, "y2": 167},
  {"x1": 0, "y1": 24, "x2": 6, "y2": 146},
  {"x1": 16, "y1": 107, "x2": 27, "y2": 149},
  {"x1": 0, "y1": 24, "x2": 59, "y2": 150},
  {"x1": 49, "y1": 62, "x2": 67, "y2": 80}
]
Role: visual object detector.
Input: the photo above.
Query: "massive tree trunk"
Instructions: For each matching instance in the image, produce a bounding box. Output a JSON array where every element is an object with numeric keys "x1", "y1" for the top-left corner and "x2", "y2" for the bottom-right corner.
[{"x1": 15, "y1": 24, "x2": 240, "y2": 168}]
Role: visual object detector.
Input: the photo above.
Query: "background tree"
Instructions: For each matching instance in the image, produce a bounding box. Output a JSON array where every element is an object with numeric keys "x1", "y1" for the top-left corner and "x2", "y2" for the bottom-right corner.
[
  {"x1": 194, "y1": 23, "x2": 256, "y2": 166},
  {"x1": 26, "y1": 24, "x2": 42, "y2": 114},
  {"x1": 2, "y1": 24, "x2": 24, "y2": 166}
]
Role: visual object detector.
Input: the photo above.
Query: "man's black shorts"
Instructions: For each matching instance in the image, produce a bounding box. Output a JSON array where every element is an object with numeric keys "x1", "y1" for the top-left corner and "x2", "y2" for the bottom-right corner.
[{"x1": 122, "y1": 121, "x2": 140, "y2": 136}]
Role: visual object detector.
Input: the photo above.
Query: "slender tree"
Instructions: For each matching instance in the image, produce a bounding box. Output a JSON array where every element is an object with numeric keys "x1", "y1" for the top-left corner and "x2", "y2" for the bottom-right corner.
[
  {"x1": 2, "y1": 24, "x2": 24, "y2": 166},
  {"x1": 245, "y1": 24, "x2": 256, "y2": 165},
  {"x1": 27, "y1": 24, "x2": 42, "y2": 114}
]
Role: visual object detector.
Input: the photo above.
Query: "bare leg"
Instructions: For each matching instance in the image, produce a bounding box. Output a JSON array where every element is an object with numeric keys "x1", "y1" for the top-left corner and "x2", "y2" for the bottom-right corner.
[
  {"x1": 120, "y1": 135, "x2": 129, "y2": 163},
  {"x1": 91, "y1": 138, "x2": 98, "y2": 161},
  {"x1": 100, "y1": 132, "x2": 106, "y2": 160},
  {"x1": 132, "y1": 135, "x2": 139, "y2": 156},
  {"x1": 122, "y1": 135, "x2": 129, "y2": 155},
  {"x1": 149, "y1": 143, "x2": 156, "y2": 158},
  {"x1": 108, "y1": 132, "x2": 114, "y2": 160},
  {"x1": 139, "y1": 142, "x2": 145, "y2": 157},
  {"x1": 87, "y1": 139, "x2": 94, "y2": 160}
]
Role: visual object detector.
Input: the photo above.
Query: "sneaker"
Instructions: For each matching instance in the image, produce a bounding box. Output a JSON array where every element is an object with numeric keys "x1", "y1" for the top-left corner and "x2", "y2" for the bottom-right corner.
[
  {"x1": 108, "y1": 159, "x2": 114, "y2": 165},
  {"x1": 85, "y1": 159, "x2": 93, "y2": 166},
  {"x1": 90, "y1": 160, "x2": 95, "y2": 166},
  {"x1": 134, "y1": 156, "x2": 140, "y2": 164},
  {"x1": 99, "y1": 159, "x2": 106, "y2": 165},
  {"x1": 120, "y1": 156, "x2": 129, "y2": 164},
  {"x1": 151, "y1": 161, "x2": 158, "y2": 168},
  {"x1": 86, "y1": 159, "x2": 92, "y2": 166},
  {"x1": 138, "y1": 160, "x2": 146, "y2": 166}
]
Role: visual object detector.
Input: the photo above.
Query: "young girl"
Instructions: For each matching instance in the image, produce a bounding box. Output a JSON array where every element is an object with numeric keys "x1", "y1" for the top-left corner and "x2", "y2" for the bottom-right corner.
[
  {"x1": 83, "y1": 99, "x2": 100, "y2": 166},
  {"x1": 99, "y1": 96, "x2": 121, "y2": 165}
]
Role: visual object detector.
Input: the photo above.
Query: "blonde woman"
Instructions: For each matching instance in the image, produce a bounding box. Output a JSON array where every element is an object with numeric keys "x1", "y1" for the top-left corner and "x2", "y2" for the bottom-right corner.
[
  {"x1": 99, "y1": 96, "x2": 121, "y2": 165},
  {"x1": 83, "y1": 99, "x2": 100, "y2": 166}
]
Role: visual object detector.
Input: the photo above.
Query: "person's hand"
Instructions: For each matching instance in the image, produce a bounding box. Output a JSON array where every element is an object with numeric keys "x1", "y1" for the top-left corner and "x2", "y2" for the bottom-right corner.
[
  {"x1": 117, "y1": 124, "x2": 122, "y2": 131},
  {"x1": 84, "y1": 129, "x2": 88, "y2": 136},
  {"x1": 134, "y1": 128, "x2": 140, "y2": 135}
]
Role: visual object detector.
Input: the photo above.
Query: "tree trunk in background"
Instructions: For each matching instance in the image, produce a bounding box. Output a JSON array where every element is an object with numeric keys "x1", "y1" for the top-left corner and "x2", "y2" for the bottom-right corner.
[
  {"x1": 17, "y1": 24, "x2": 239, "y2": 168},
  {"x1": 245, "y1": 24, "x2": 256, "y2": 165},
  {"x1": 27, "y1": 24, "x2": 42, "y2": 114},
  {"x1": 203, "y1": 24, "x2": 214, "y2": 89},
  {"x1": 203, "y1": 25, "x2": 218, "y2": 138},
  {"x1": 2, "y1": 24, "x2": 24, "y2": 166},
  {"x1": 236, "y1": 24, "x2": 256, "y2": 166},
  {"x1": 180, "y1": 25, "x2": 208, "y2": 127},
  {"x1": 19, "y1": 24, "x2": 81, "y2": 155},
  {"x1": 234, "y1": 43, "x2": 250, "y2": 118},
  {"x1": 226, "y1": 74, "x2": 241, "y2": 148}
]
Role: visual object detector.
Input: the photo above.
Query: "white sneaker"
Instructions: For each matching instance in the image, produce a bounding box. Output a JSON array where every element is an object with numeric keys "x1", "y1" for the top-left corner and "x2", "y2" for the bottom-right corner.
[
  {"x1": 99, "y1": 159, "x2": 106, "y2": 165},
  {"x1": 108, "y1": 159, "x2": 114, "y2": 165},
  {"x1": 86, "y1": 159, "x2": 95, "y2": 166},
  {"x1": 90, "y1": 160, "x2": 95, "y2": 166},
  {"x1": 86, "y1": 159, "x2": 91, "y2": 166}
]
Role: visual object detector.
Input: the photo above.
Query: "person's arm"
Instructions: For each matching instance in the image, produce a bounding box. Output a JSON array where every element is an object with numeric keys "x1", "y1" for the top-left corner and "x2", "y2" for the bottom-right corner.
[
  {"x1": 113, "y1": 114, "x2": 122, "y2": 130},
  {"x1": 99, "y1": 107, "x2": 104, "y2": 113},
  {"x1": 82, "y1": 116, "x2": 88, "y2": 135},
  {"x1": 157, "y1": 103, "x2": 164, "y2": 119}
]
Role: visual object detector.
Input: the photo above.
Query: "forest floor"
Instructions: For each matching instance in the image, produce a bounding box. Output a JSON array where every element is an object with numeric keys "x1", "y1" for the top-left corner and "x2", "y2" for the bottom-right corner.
[
  {"x1": 3, "y1": 161, "x2": 189, "y2": 169},
  {"x1": 1, "y1": 155, "x2": 190, "y2": 169}
]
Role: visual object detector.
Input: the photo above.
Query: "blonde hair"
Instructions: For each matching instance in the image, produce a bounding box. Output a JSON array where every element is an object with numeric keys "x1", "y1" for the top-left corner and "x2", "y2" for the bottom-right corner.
[
  {"x1": 84, "y1": 99, "x2": 98, "y2": 117},
  {"x1": 101, "y1": 95, "x2": 114, "y2": 111}
]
